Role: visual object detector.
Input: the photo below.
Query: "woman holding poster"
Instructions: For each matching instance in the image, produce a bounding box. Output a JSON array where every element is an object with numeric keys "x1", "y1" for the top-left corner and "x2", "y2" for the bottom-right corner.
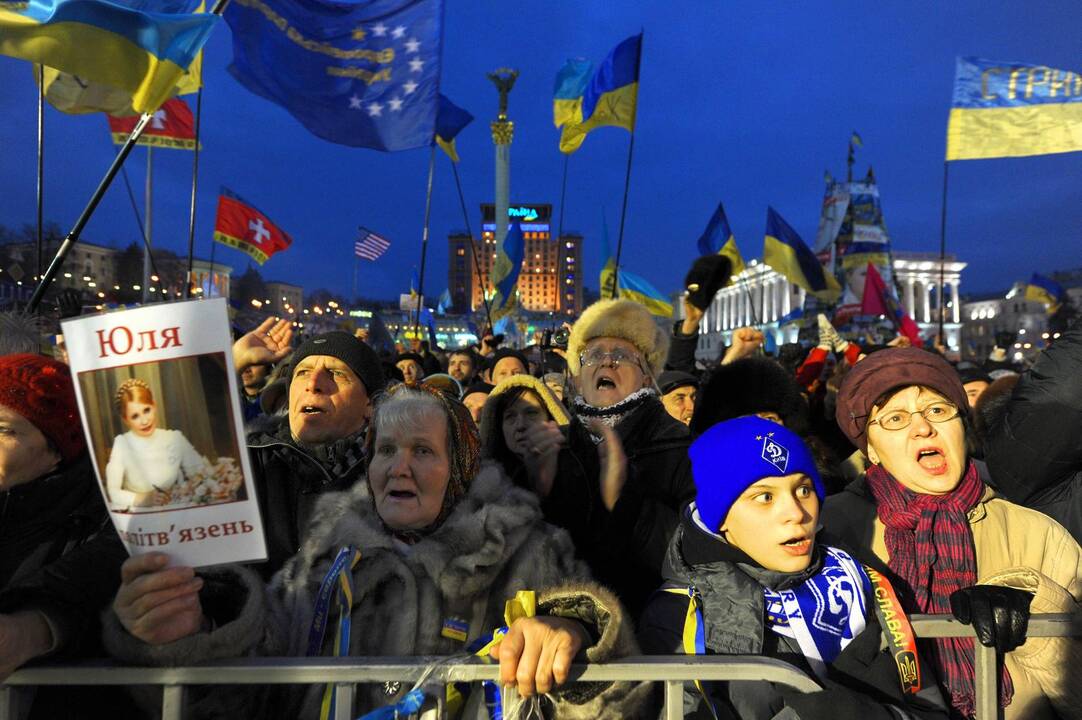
[{"x1": 105, "y1": 379, "x2": 210, "y2": 510}]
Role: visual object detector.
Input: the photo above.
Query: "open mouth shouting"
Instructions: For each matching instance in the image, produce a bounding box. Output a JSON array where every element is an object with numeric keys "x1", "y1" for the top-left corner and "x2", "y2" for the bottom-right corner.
[{"x1": 915, "y1": 446, "x2": 948, "y2": 476}]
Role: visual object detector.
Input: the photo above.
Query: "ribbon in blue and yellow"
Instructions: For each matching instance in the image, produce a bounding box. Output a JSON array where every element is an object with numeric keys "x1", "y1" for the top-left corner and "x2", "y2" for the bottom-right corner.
[
  {"x1": 307, "y1": 546, "x2": 362, "y2": 720},
  {"x1": 662, "y1": 585, "x2": 719, "y2": 720}
]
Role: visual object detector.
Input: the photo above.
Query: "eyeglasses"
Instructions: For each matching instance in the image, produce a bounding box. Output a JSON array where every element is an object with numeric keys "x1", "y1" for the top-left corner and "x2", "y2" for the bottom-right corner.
[
  {"x1": 579, "y1": 347, "x2": 643, "y2": 370},
  {"x1": 868, "y1": 402, "x2": 960, "y2": 432}
]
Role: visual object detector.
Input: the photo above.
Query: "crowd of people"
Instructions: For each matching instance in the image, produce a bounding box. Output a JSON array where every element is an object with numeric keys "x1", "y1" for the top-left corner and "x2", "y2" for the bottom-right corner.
[{"x1": 1, "y1": 253, "x2": 1080, "y2": 720}]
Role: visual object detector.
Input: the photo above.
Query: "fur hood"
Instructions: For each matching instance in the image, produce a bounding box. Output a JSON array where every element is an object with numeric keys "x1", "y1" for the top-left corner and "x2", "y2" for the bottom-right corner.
[
  {"x1": 479, "y1": 374, "x2": 569, "y2": 460},
  {"x1": 567, "y1": 299, "x2": 668, "y2": 378}
]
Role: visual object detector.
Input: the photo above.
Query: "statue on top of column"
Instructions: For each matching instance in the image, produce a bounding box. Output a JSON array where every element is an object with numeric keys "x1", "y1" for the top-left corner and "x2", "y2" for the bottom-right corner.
[{"x1": 486, "y1": 67, "x2": 519, "y2": 120}]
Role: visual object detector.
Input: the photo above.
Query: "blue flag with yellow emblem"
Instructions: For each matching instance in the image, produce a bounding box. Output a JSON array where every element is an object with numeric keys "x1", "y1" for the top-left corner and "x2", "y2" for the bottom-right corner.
[
  {"x1": 223, "y1": 0, "x2": 441, "y2": 151},
  {"x1": 434, "y1": 94, "x2": 472, "y2": 162}
]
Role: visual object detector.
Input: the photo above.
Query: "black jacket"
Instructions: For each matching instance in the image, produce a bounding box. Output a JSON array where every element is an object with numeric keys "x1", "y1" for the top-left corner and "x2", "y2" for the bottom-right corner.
[
  {"x1": 983, "y1": 319, "x2": 1082, "y2": 543},
  {"x1": 0, "y1": 456, "x2": 135, "y2": 720},
  {"x1": 245, "y1": 416, "x2": 367, "y2": 578},
  {"x1": 639, "y1": 514, "x2": 948, "y2": 720},
  {"x1": 563, "y1": 397, "x2": 696, "y2": 618},
  {"x1": 0, "y1": 455, "x2": 127, "y2": 659}
]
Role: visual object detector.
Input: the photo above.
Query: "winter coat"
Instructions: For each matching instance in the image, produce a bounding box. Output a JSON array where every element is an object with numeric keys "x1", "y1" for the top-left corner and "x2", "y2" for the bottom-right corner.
[
  {"x1": 0, "y1": 455, "x2": 126, "y2": 659},
  {"x1": 0, "y1": 455, "x2": 134, "y2": 720},
  {"x1": 983, "y1": 320, "x2": 1082, "y2": 543},
  {"x1": 103, "y1": 461, "x2": 653, "y2": 719},
  {"x1": 245, "y1": 414, "x2": 367, "y2": 578},
  {"x1": 665, "y1": 322, "x2": 700, "y2": 376},
  {"x1": 563, "y1": 396, "x2": 697, "y2": 619},
  {"x1": 639, "y1": 514, "x2": 948, "y2": 720},
  {"x1": 823, "y1": 477, "x2": 1082, "y2": 720}
]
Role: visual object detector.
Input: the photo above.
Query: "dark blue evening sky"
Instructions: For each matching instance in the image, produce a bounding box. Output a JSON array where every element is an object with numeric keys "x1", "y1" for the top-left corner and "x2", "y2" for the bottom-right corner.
[{"x1": 1, "y1": 1, "x2": 1080, "y2": 301}]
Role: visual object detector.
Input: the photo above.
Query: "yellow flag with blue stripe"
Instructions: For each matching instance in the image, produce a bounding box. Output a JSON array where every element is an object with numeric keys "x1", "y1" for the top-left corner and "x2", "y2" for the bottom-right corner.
[
  {"x1": 598, "y1": 211, "x2": 671, "y2": 316},
  {"x1": 946, "y1": 56, "x2": 1082, "y2": 160},
  {"x1": 0, "y1": 0, "x2": 218, "y2": 114},
  {"x1": 555, "y1": 33, "x2": 641, "y2": 154},
  {"x1": 763, "y1": 206, "x2": 841, "y2": 302}
]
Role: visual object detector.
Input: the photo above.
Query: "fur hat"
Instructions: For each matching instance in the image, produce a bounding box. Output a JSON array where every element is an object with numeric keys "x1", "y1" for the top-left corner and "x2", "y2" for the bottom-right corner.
[
  {"x1": 690, "y1": 357, "x2": 808, "y2": 437},
  {"x1": 566, "y1": 299, "x2": 668, "y2": 378},
  {"x1": 0, "y1": 353, "x2": 85, "y2": 463}
]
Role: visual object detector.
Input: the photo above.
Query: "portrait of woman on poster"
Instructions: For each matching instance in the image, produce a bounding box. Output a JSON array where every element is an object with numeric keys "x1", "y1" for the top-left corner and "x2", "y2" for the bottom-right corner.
[{"x1": 105, "y1": 379, "x2": 210, "y2": 510}]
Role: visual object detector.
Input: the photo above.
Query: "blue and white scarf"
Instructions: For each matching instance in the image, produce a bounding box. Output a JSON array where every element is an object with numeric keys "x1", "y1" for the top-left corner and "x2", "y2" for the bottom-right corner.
[{"x1": 762, "y1": 546, "x2": 872, "y2": 680}]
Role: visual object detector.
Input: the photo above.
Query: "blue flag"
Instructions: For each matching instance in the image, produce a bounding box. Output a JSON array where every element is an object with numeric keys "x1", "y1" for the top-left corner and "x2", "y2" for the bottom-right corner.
[
  {"x1": 434, "y1": 94, "x2": 473, "y2": 162},
  {"x1": 223, "y1": 0, "x2": 441, "y2": 151}
]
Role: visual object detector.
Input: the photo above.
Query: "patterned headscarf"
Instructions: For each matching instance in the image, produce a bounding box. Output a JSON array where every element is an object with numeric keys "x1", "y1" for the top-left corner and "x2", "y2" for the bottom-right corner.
[{"x1": 364, "y1": 382, "x2": 481, "y2": 534}]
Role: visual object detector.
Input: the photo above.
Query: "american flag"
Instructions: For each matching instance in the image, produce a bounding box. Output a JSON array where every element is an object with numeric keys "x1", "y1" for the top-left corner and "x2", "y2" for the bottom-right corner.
[{"x1": 355, "y1": 227, "x2": 390, "y2": 261}]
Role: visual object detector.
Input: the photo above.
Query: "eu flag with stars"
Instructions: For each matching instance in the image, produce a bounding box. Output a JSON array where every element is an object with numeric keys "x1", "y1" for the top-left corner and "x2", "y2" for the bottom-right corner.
[{"x1": 224, "y1": 0, "x2": 441, "y2": 151}]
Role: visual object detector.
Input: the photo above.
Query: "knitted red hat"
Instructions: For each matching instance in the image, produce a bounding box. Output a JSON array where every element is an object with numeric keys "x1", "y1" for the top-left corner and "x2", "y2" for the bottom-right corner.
[{"x1": 0, "y1": 354, "x2": 86, "y2": 463}]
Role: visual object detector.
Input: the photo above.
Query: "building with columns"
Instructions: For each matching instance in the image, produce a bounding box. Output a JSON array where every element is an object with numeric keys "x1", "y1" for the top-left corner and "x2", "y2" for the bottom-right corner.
[{"x1": 692, "y1": 251, "x2": 966, "y2": 361}]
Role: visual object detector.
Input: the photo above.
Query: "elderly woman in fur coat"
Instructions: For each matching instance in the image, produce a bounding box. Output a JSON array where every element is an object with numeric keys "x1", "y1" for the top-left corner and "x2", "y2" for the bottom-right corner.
[{"x1": 105, "y1": 382, "x2": 650, "y2": 719}]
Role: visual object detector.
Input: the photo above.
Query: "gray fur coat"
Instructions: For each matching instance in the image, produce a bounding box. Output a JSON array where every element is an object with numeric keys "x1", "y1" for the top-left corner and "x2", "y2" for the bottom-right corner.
[{"x1": 104, "y1": 461, "x2": 653, "y2": 719}]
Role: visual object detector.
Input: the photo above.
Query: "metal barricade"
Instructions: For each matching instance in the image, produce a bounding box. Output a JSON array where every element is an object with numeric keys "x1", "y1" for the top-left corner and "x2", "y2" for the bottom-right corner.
[{"x1": 1, "y1": 613, "x2": 1078, "y2": 720}]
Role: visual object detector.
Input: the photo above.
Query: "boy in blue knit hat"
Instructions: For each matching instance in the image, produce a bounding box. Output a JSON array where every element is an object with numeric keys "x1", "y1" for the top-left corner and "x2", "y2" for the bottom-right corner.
[{"x1": 639, "y1": 416, "x2": 948, "y2": 720}]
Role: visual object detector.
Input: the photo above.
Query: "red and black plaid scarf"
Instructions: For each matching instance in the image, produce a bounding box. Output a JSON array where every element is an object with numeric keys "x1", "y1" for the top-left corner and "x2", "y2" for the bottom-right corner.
[{"x1": 865, "y1": 461, "x2": 1013, "y2": 717}]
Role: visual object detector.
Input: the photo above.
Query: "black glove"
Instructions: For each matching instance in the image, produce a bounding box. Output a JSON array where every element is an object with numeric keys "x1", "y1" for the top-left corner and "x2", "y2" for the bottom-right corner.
[
  {"x1": 56, "y1": 288, "x2": 83, "y2": 319},
  {"x1": 949, "y1": 584, "x2": 1033, "y2": 653},
  {"x1": 780, "y1": 681, "x2": 896, "y2": 720},
  {"x1": 683, "y1": 255, "x2": 733, "y2": 311}
]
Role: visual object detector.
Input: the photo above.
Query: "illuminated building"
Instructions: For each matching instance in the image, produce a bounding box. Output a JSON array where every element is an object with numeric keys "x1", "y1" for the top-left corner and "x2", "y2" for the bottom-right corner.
[{"x1": 448, "y1": 203, "x2": 583, "y2": 317}]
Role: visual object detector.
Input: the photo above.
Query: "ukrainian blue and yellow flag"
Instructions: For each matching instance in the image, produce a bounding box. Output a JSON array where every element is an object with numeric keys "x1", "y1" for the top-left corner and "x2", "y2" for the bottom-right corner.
[
  {"x1": 553, "y1": 57, "x2": 593, "y2": 143},
  {"x1": 599, "y1": 210, "x2": 671, "y2": 316},
  {"x1": 946, "y1": 57, "x2": 1082, "y2": 161},
  {"x1": 1024, "y1": 273, "x2": 1066, "y2": 313},
  {"x1": 0, "y1": 0, "x2": 218, "y2": 114},
  {"x1": 554, "y1": 33, "x2": 641, "y2": 154},
  {"x1": 490, "y1": 222, "x2": 524, "y2": 320},
  {"x1": 696, "y1": 202, "x2": 746, "y2": 281},
  {"x1": 763, "y1": 206, "x2": 841, "y2": 302},
  {"x1": 434, "y1": 94, "x2": 473, "y2": 163}
]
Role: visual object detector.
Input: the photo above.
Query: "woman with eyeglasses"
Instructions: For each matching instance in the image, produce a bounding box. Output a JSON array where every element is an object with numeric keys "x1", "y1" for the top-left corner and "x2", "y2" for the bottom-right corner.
[{"x1": 824, "y1": 347, "x2": 1082, "y2": 719}]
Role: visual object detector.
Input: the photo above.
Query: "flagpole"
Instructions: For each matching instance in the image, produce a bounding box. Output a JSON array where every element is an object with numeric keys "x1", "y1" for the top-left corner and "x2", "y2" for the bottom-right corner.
[
  {"x1": 937, "y1": 161, "x2": 950, "y2": 344},
  {"x1": 449, "y1": 160, "x2": 493, "y2": 330},
  {"x1": 142, "y1": 147, "x2": 154, "y2": 303},
  {"x1": 36, "y1": 64, "x2": 45, "y2": 283},
  {"x1": 185, "y1": 87, "x2": 204, "y2": 299},
  {"x1": 352, "y1": 254, "x2": 358, "y2": 303},
  {"x1": 611, "y1": 31, "x2": 643, "y2": 299},
  {"x1": 413, "y1": 145, "x2": 437, "y2": 338},
  {"x1": 26, "y1": 0, "x2": 233, "y2": 313},
  {"x1": 118, "y1": 161, "x2": 166, "y2": 298}
]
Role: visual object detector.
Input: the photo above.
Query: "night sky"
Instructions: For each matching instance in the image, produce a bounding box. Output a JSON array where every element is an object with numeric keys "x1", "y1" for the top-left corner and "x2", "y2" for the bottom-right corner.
[{"x1": 1, "y1": 1, "x2": 1080, "y2": 303}]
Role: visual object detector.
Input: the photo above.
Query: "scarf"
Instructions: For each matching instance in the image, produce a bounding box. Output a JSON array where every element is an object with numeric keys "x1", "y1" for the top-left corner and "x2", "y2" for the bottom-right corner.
[
  {"x1": 572, "y1": 387, "x2": 657, "y2": 443},
  {"x1": 865, "y1": 461, "x2": 1012, "y2": 717},
  {"x1": 762, "y1": 546, "x2": 871, "y2": 681}
]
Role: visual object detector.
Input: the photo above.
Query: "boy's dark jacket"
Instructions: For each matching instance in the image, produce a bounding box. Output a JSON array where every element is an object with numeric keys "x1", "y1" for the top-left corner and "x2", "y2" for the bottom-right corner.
[{"x1": 638, "y1": 513, "x2": 949, "y2": 720}]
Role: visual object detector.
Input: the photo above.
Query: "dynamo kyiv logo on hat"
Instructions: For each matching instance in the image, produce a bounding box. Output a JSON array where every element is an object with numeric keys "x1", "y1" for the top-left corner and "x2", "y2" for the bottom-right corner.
[{"x1": 761, "y1": 433, "x2": 790, "y2": 473}]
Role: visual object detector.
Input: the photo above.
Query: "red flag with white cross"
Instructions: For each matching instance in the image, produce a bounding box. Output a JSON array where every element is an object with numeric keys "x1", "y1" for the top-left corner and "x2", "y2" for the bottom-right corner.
[
  {"x1": 107, "y1": 97, "x2": 199, "y2": 150},
  {"x1": 212, "y1": 189, "x2": 292, "y2": 265}
]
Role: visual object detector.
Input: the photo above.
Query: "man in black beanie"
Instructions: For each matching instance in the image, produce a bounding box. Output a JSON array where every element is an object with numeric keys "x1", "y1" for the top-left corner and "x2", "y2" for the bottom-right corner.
[{"x1": 234, "y1": 325, "x2": 386, "y2": 575}]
